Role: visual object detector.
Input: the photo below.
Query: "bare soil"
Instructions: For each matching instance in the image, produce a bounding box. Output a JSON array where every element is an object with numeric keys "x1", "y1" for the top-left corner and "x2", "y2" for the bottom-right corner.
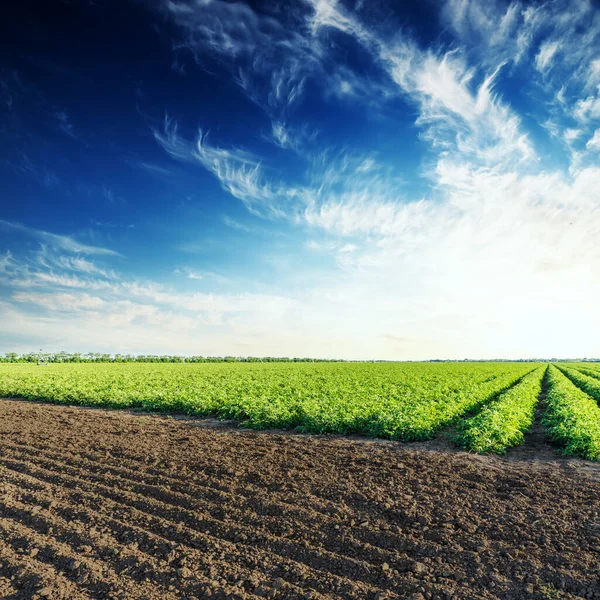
[{"x1": 1, "y1": 399, "x2": 600, "y2": 600}]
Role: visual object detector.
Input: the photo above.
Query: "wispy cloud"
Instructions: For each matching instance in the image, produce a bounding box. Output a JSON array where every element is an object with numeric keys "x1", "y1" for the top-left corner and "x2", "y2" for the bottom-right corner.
[
  {"x1": 587, "y1": 129, "x2": 600, "y2": 151},
  {"x1": 154, "y1": 0, "x2": 600, "y2": 174},
  {"x1": 102, "y1": 186, "x2": 116, "y2": 203},
  {"x1": 13, "y1": 291, "x2": 107, "y2": 312},
  {"x1": 54, "y1": 110, "x2": 76, "y2": 139},
  {"x1": 174, "y1": 267, "x2": 230, "y2": 283},
  {"x1": 154, "y1": 117, "x2": 292, "y2": 217},
  {"x1": 174, "y1": 267, "x2": 204, "y2": 280},
  {"x1": 0, "y1": 220, "x2": 121, "y2": 256},
  {"x1": 222, "y1": 215, "x2": 251, "y2": 232},
  {"x1": 535, "y1": 40, "x2": 560, "y2": 73},
  {"x1": 155, "y1": 113, "x2": 419, "y2": 233},
  {"x1": 0, "y1": 251, "x2": 14, "y2": 273},
  {"x1": 0, "y1": 243, "x2": 303, "y2": 355},
  {"x1": 126, "y1": 160, "x2": 175, "y2": 177},
  {"x1": 162, "y1": 0, "x2": 320, "y2": 117},
  {"x1": 304, "y1": 0, "x2": 535, "y2": 167},
  {"x1": 33, "y1": 248, "x2": 118, "y2": 279},
  {"x1": 92, "y1": 220, "x2": 135, "y2": 229},
  {"x1": 5, "y1": 154, "x2": 59, "y2": 188}
]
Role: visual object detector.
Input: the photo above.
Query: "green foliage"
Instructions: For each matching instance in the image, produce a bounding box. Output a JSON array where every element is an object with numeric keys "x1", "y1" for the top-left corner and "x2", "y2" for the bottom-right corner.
[
  {"x1": 0, "y1": 362, "x2": 537, "y2": 440},
  {"x1": 571, "y1": 365, "x2": 600, "y2": 382},
  {"x1": 0, "y1": 352, "x2": 343, "y2": 364},
  {"x1": 454, "y1": 366, "x2": 546, "y2": 454},
  {"x1": 557, "y1": 365, "x2": 600, "y2": 403},
  {"x1": 543, "y1": 365, "x2": 600, "y2": 460}
]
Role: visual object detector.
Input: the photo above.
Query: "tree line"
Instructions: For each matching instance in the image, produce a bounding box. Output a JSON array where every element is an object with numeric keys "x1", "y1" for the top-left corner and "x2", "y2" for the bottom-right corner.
[
  {"x1": 2, "y1": 353, "x2": 598, "y2": 364},
  {"x1": 0, "y1": 352, "x2": 345, "y2": 363}
]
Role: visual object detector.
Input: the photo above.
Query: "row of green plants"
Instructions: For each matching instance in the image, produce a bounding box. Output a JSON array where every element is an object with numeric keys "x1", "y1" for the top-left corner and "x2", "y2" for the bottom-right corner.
[
  {"x1": 543, "y1": 365, "x2": 600, "y2": 460},
  {"x1": 453, "y1": 366, "x2": 546, "y2": 453},
  {"x1": 364, "y1": 366, "x2": 537, "y2": 440},
  {"x1": 575, "y1": 366, "x2": 600, "y2": 382},
  {"x1": 0, "y1": 362, "x2": 535, "y2": 440},
  {"x1": 558, "y1": 365, "x2": 600, "y2": 402}
]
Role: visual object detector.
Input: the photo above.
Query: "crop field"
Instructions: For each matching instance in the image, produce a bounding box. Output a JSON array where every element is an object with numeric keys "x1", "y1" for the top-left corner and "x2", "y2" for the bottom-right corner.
[
  {"x1": 2, "y1": 361, "x2": 600, "y2": 457},
  {"x1": 3, "y1": 362, "x2": 600, "y2": 599}
]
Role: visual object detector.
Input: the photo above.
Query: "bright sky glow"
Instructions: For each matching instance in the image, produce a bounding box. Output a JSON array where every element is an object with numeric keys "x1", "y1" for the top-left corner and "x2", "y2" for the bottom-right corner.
[{"x1": 1, "y1": 0, "x2": 600, "y2": 359}]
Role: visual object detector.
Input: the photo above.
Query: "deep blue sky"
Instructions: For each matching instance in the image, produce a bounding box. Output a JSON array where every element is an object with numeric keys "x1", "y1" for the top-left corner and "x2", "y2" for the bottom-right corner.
[{"x1": 1, "y1": 0, "x2": 600, "y2": 358}]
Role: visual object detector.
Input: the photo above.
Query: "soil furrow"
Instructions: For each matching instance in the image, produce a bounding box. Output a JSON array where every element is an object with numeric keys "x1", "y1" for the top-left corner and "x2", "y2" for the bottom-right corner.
[
  {"x1": 0, "y1": 474, "x2": 328, "y2": 600},
  {"x1": 5, "y1": 437, "x2": 342, "y2": 515},
  {"x1": 2, "y1": 438, "x2": 350, "y2": 523},
  {"x1": 0, "y1": 460, "x2": 397, "y2": 598},
  {"x1": 0, "y1": 525, "x2": 97, "y2": 600},
  {"x1": 0, "y1": 539, "x2": 93, "y2": 600},
  {"x1": 1, "y1": 439, "x2": 430, "y2": 567},
  {"x1": 0, "y1": 452, "x2": 406, "y2": 587},
  {"x1": 4, "y1": 437, "x2": 345, "y2": 522},
  {"x1": 0, "y1": 501, "x2": 184, "y2": 600},
  {"x1": 0, "y1": 481, "x2": 200, "y2": 596}
]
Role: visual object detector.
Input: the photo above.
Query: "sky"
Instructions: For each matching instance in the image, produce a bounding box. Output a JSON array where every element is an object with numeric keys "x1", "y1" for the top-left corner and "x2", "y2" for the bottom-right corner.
[{"x1": 1, "y1": 0, "x2": 599, "y2": 360}]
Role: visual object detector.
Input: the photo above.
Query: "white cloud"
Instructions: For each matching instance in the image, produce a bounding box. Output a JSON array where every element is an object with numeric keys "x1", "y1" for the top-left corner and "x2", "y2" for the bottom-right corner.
[
  {"x1": 0, "y1": 220, "x2": 120, "y2": 256},
  {"x1": 174, "y1": 267, "x2": 228, "y2": 282},
  {"x1": 222, "y1": 216, "x2": 251, "y2": 232},
  {"x1": 151, "y1": 115, "x2": 195, "y2": 163},
  {"x1": 3, "y1": 158, "x2": 600, "y2": 359},
  {"x1": 412, "y1": 55, "x2": 534, "y2": 165},
  {"x1": 440, "y1": 0, "x2": 600, "y2": 163},
  {"x1": 298, "y1": 165, "x2": 600, "y2": 358},
  {"x1": 442, "y1": 0, "x2": 524, "y2": 62},
  {"x1": 0, "y1": 251, "x2": 14, "y2": 273},
  {"x1": 574, "y1": 93, "x2": 600, "y2": 123},
  {"x1": 269, "y1": 0, "x2": 535, "y2": 167},
  {"x1": 175, "y1": 267, "x2": 203, "y2": 280},
  {"x1": 303, "y1": 194, "x2": 429, "y2": 237},
  {"x1": 161, "y1": 0, "x2": 320, "y2": 117},
  {"x1": 154, "y1": 119, "x2": 292, "y2": 217},
  {"x1": 268, "y1": 121, "x2": 316, "y2": 152},
  {"x1": 193, "y1": 131, "x2": 286, "y2": 216},
  {"x1": 563, "y1": 128, "x2": 582, "y2": 142},
  {"x1": 34, "y1": 249, "x2": 118, "y2": 279},
  {"x1": 13, "y1": 291, "x2": 106, "y2": 312},
  {"x1": 0, "y1": 245, "x2": 305, "y2": 355},
  {"x1": 586, "y1": 129, "x2": 600, "y2": 151},
  {"x1": 589, "y1": 59, "x2": 600, "y2": 87},
  {"x1": 271, "y1": 122, "x2": 293, "y2": 149},
  {"x1": 535, "y1": 40, "x2": 560, "y2": 72}
]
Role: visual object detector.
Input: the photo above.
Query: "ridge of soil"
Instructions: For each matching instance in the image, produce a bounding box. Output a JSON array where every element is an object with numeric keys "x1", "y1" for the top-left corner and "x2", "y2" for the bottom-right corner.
[{"x1": 1, "y1": 398, "x2": 600, "y2": 600}]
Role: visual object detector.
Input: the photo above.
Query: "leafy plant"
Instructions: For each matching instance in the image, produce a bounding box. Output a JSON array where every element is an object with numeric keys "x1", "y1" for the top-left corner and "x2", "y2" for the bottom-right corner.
[
  {"x1": 543, "y1": 365, "x2": 600, "y2": 460},
  {"x1": 454, "y1": 366, "x2": 546, "y2": 454}
]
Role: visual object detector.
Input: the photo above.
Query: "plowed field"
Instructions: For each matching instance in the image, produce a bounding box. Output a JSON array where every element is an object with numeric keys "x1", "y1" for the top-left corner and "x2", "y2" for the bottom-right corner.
[{"x1": 1, "y1": 399, "x2": 600, "y2": 600}]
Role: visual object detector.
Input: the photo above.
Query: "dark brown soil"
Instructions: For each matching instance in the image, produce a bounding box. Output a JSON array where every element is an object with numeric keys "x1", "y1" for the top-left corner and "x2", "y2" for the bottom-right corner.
[{"x1": 1, "y1": 399, "x2": 600, "y2": 600}]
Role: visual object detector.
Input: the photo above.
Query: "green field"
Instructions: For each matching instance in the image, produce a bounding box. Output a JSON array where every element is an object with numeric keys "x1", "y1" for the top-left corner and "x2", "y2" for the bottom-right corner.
[{"x1": 1, "y1": 361, "x2": 600, "y2": 458}]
